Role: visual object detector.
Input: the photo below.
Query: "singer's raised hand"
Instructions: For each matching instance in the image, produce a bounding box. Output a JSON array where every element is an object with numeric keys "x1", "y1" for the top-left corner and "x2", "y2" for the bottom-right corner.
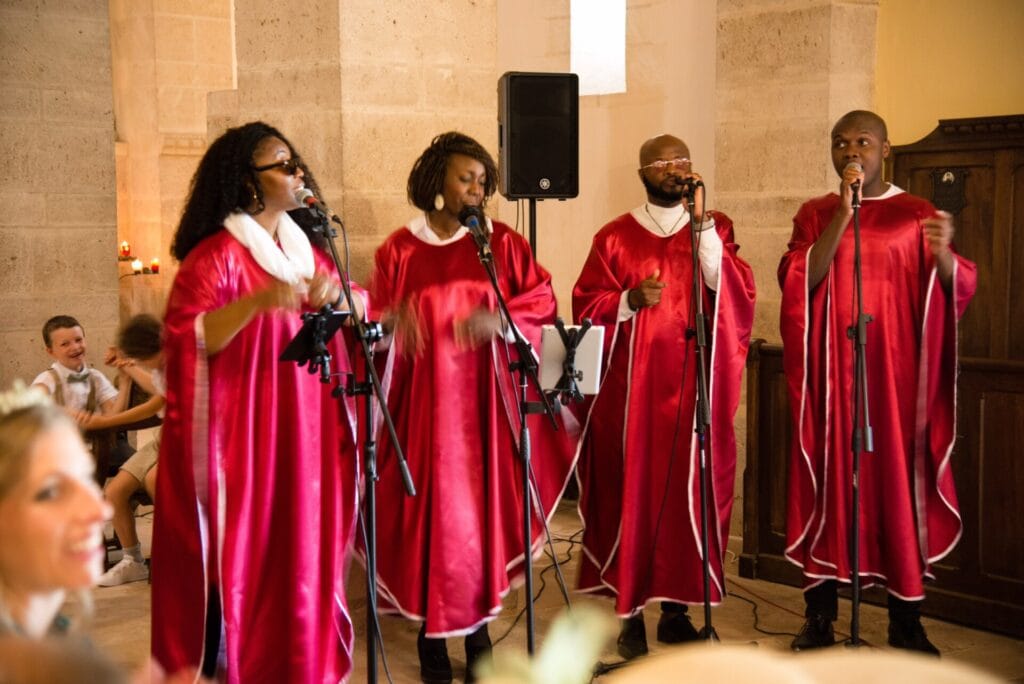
[
  {"x1": 306, "y1": 271, "x2": 342, "y2": 310},
  {"x1": 454, "y1": 308, "x2": 502, "y2": 350},
  {"x1": 255, "y1": 279, "x2": 302, "y2": 313},
  {"x1": 384, "y1": 299, "x2": 425, "y2": 358},
  {"x1": 922, "y1": 210, "x2": 954, "y2": 256},
  {"x1": 923, "y1": 210, "x2": 956, "y2": 292},
  {"x1": 202, "y1": 279, "x2": 299, "y2": 355},
  {"x1": 839, "y1": 162, "x2": 864, "y2": 209},
  {"x1": 628, "y1": 268, "x2": 666, "y2": 310}
]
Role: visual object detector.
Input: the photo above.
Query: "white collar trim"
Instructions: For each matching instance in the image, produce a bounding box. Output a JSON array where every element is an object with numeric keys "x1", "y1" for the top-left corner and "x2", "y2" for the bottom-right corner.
[{"x1": 223, "y1": 211, "x2": 315, "y2": 284}]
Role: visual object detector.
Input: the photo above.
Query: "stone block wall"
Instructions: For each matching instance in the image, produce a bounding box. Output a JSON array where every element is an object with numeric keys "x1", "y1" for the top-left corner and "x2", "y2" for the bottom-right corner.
[
  {"x1": 716, "y1": 0, "x2": 877, "y2": 344},
  {"x1": 109, "y1": 0, "x2": 233, "y2": 319},
  {"x1": 0, "y1": 1, "x2": 119, "y2": 386},
  {"x1": 206, "y1": 0, "x2": 498, "y2": 286}
]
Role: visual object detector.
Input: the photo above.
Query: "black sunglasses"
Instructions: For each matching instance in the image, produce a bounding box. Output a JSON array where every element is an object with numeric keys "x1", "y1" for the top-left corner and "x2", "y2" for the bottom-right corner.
[{"x1": 252, "y1": 157, "x2": 302, "y2": 175}]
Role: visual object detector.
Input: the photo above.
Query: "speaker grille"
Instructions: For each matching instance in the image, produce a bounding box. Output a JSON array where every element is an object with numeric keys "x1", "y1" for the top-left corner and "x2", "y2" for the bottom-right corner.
[{"x1": 499, "y1": 72, "x2": 579, "y2": 199}]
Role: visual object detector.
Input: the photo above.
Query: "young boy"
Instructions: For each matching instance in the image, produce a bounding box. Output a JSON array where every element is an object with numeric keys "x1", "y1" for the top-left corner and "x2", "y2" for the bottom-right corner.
[
  {"x1": 83, "y1": 314, "x2": 165, "y2": 586},
  {"x1": 778, "y1": 110, "x2": 977, "y2": 655},
  {"x1": 32, "y1": 315, "x2": 123, "y2": 417}
]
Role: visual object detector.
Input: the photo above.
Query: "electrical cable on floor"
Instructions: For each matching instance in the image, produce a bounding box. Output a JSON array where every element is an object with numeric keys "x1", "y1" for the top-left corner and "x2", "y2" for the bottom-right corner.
[
  {"x1": 492, "y1": 526, "x2": 581, "y2": 646},
  {"x1": 726, "y1": 577, "x2": 875, "y2": 646}
]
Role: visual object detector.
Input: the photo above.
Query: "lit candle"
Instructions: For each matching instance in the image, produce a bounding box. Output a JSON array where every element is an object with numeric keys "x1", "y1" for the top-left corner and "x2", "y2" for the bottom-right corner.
[
  {"x1": 120, "y1": 240, "x2": 131, "y2": 257},
  {"x1": 150, "y1": 258, "x2": 160, "y2": 274},
  {"x1": 131, "y1": 258, "x2": 143, "y2": 274}
]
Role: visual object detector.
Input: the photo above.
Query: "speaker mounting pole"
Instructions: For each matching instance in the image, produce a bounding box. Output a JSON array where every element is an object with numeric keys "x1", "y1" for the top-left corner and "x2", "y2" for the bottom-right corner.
[{"x1": 528, "y1": 198, "x2": 538, "y2": 255}]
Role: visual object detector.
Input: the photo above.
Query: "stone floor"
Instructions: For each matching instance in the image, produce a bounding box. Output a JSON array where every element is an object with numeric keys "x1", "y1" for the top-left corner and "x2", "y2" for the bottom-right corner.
[{"x1": 92, "y1": 500, "x2": 1024, "y2": 682}]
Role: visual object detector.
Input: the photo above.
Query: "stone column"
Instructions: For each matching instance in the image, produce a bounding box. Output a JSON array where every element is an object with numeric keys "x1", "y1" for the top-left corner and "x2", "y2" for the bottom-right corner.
[
  {"x1": 208, "y1": 0, "x2": 499, "y2": 284},
  {"x1": 716, "y1": 0, "x2": 878, "y2": 342},
  {"x1": 0, "y1": 2, "x2": 119, "y2": 385},
  {"x1": 108, "y1": 0, "x2": 234, "y2": 318}
]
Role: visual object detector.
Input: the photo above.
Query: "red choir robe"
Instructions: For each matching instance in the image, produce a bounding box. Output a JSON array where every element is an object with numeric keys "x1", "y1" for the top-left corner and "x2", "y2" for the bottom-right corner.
[
  {"x1": 573, "y1": 210, "x2": 755, "y2": 615},
  {"x1": 779, "y1": 189, "x2": 977, "y2": 599},
  {"x1": 152, "y1": 230, "x2": 361, "y2": 683},
  {"x1": 367, "y1": 218, "x2": 578, "y2": 637}
]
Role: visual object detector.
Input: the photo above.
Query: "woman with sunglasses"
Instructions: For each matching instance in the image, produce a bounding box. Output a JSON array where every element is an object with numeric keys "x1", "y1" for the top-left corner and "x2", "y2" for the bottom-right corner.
[{"x1": 152, "y1": 121, "x2": 363, "y2": 683}]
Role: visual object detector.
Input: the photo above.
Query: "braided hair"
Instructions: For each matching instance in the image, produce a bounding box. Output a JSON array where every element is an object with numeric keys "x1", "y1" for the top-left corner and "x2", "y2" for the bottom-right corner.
[
  {"x1": 406, "y1": 132, "x2": 498, "y2": 212},
  {"x1": 171, "y1": 121, "x2": 327, "y2": 261}
]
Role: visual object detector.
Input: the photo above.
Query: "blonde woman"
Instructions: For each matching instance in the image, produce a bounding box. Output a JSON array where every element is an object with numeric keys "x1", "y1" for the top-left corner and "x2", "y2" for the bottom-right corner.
[{"x1": 0, "y1": 382, "x2": 109, "y2": 639}]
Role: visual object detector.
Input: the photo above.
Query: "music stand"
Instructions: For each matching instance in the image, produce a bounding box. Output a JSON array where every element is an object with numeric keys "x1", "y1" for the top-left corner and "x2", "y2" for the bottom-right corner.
[{"x1": 279, "y1": 308, "x2": 351, "y2": 381}]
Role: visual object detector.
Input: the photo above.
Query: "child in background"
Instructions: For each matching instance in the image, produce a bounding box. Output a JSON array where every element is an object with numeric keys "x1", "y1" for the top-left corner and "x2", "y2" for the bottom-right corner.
[{"x1": 82, "y1": 314, "x2": 165, "y2": 587}]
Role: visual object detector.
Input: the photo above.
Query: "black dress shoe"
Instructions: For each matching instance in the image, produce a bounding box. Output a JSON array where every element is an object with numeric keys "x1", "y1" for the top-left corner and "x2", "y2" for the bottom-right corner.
[
  {"x1": 464, "y1": 625, "x2": 492, "y2": 683},
  {"x1": 791, "y1": 614, "x2": 835, "y2": 651},
  {"x1": 888, "y1": 617, "x2": 940, "y2": 656},
  {"x1": 418, "y1": 625, "x2": 453, "y2": 683},
  {"x1": 617, "y1": 615, "x2": 648, "y2": 660},
  {"x1": 656, "y1": 609, "x2": 700, "y2": 644}
]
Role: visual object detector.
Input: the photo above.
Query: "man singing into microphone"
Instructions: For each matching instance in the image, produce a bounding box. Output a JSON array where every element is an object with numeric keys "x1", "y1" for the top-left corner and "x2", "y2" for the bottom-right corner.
[
  {"x1": 779, "y1": 110, "x2": 977, "y2": 654},
  {"x1": 573, "y1": 134, "x2": 755, "y2": 659}
]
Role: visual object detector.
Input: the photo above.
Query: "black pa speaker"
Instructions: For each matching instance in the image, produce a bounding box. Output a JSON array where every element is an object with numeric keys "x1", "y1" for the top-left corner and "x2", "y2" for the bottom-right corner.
[{"x1": 498, "y1": 72, "x2": 579, "y2": 199}]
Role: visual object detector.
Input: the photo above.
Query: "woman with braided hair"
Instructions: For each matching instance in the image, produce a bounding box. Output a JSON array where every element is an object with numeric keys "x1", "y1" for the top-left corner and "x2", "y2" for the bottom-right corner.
[
  {"x1": 152, "y1": 121, "x2": 364, "y2": 682},
  {"x1": 368, "y1": 131, "x2": 577, "y2": 683}
]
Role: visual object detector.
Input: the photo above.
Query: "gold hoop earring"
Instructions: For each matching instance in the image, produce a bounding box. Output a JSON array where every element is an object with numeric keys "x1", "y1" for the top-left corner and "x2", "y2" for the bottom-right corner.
[{"x1": 433, "y1": 193, "x2": 445, "y2": 212}]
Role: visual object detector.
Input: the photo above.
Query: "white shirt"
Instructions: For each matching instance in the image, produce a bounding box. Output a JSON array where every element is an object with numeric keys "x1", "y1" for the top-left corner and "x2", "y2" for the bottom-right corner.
[{"x1": 32, "y1": 362, "x2": 118, "y2": 411}]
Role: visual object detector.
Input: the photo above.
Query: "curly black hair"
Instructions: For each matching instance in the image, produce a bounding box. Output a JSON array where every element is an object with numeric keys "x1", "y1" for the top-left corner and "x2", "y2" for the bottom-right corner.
[
  {"x1": 117, "y1": 313, "x2": 162, "y2": 360},
  {"x1": 171, "y1": 121, "x2": 327, "y2": 261},
  {"x1": 406, "y1": 131, "x2": 498, "y2": 212}
]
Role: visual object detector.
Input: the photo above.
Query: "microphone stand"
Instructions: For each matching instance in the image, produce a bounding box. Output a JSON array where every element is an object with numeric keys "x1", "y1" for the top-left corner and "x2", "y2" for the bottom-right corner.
[
  {"x1": 845, "y1": 183, "x2": 873, "y2": 648},
  {"x1": 468, "y1": 223, "x2": 559, "y2": 656},
  {"x1": 298, "y1": 204, "x2": 416, "y2": 684},
  {"x1": 684, "y1": 183, "x2": 718, "y2": 642}
]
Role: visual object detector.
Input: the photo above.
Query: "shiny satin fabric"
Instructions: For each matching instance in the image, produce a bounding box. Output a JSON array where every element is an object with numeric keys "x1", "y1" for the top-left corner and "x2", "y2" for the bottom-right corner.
[
  {"x1": 572, "y1": 211, "x2": 755, "y2": 615},
  {"x1": 367, "y1": 220, "x2": 578, "y2": 637},
  {"x1": 152, "y1": 230, "x2": 361, "y2": 683},
  {"x1": 779, "y1": 191, "x2": 977, "y2": 599}
]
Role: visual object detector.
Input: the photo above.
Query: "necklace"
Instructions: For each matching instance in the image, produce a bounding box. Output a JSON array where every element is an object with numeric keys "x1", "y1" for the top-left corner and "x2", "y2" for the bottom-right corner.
[
  {"x1": 426, "y1": 213, "x2": 460, "y2": 240},
  {"x1": 644, "y1": 203, "x2": 684, "y2": 235}
]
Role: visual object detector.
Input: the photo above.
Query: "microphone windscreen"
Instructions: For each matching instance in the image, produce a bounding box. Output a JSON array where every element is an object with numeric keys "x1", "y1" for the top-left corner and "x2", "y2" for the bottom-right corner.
[
  {"x1": 458, "y1": 205, "x2": 484, "y2": 227},
  {"x1": 295, "y1": 188, "x2": 315, "y2": 205}
]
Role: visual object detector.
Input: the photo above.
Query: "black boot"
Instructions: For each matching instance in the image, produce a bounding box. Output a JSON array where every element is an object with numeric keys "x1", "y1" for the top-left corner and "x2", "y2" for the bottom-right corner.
[
  {"x1": 888, "y1": 596, "x2": 940, "y2": 656},
  {"x1": 792, "y1": 581, "x2": 838, "y2": 651},
  {"x1": 464, "y1": 624, "x2": 492, "y2": 683},
  {"x1": 418, "y1": 624, "x2": 453, "y2": 683},
  {"x1": 656, "y1": 602, "x2": 699, "y2": 644},
  {"x1": 791, "y1": 613, "x2": 835, "y2": 651},
  {"x1": 617, "y1": 615, "x2": 648, "y2": 660}
]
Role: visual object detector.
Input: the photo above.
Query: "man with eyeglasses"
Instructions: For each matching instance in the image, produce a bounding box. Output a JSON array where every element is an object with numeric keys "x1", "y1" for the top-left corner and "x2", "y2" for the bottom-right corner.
[{"x1": 572, "y1": 134, "x2": 755, "y2": 659}]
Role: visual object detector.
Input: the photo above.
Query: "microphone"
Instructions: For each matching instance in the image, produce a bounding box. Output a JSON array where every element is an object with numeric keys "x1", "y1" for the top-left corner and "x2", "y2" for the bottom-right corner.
[
  {"x1": 844, "y1": 161, "x2": 863, "y2": 188},
  {"x1": 844, "y1": 162, "x2": 863, "y2": 207},
  {"x1": 295, "y1": 188, "x2": 336, "y2": 220},
  {"x1": 457, "y1": 206, "x2": 491, "y2": 257}
]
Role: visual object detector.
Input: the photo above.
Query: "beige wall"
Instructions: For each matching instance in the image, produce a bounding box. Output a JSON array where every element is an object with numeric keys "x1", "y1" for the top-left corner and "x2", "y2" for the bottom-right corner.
[
  {"x1": 109, "y1": 0, "x2": 234, "y2": 320},
  {"x1": 0, "y1": 2, "x2": 119, "y2": 387},
  {"x1": 206, "y1": 0, "x2": 500, "y2": 285},
  {"x1": 877, "y1": 0, "x2": 1024, "y2": 144}
]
